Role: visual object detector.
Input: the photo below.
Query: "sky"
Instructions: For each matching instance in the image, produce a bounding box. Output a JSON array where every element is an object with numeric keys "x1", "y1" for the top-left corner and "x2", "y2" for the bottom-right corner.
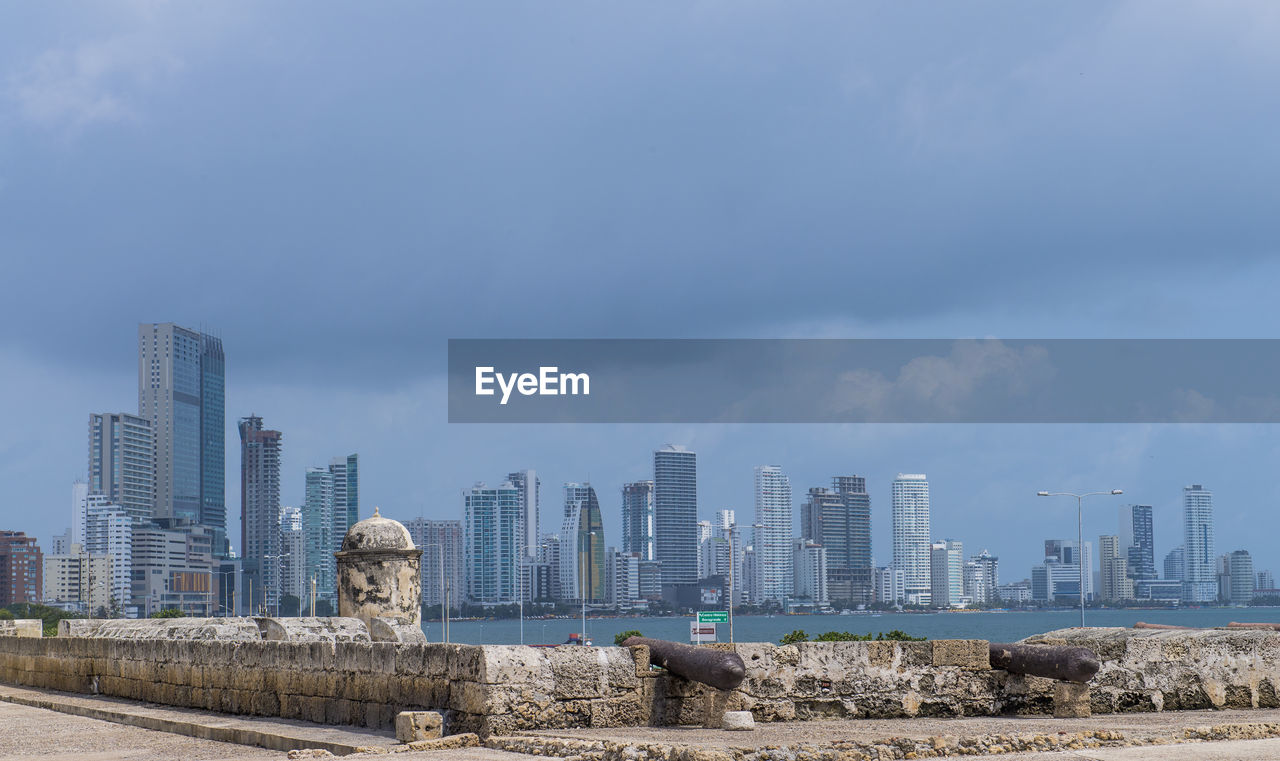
[{"x1": 2, "y1": 2, "x2": 1280, "y2": 583}]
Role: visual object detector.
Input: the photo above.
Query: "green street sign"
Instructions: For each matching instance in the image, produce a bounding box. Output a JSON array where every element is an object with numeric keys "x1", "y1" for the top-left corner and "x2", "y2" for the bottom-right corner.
[{"x1": 697, "y1": 611, "x2": 729, "y2": 623}]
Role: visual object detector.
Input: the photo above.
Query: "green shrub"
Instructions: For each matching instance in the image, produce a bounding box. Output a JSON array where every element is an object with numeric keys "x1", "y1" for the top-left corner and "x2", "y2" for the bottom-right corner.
[
  {"x1": 150, "y1": 608, "x2": 186, "y2": 618},
  {"x1": 614, "y1": 629, "x2": 644, "y2": 646},
  {"x1": 783, "y1": 628, "x2": 926, "y2": 644},
  {"x1": 779, "y1": 629, "x2": 809, "y2": 644}
]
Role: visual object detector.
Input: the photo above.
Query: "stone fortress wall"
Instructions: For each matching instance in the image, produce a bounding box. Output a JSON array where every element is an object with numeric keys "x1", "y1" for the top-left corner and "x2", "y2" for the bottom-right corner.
[{"x1": 3, "y1": 620, "x2": 1280, "y2": 736}]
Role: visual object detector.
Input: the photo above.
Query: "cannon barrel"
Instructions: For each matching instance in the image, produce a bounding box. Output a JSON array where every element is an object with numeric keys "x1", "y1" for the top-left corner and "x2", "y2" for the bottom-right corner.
[
  {"x1": 623, "y1": 636, "x2": 747, "y2": 691},
  {"x1": 988, "y1": 642, "x2": 1100, "y2": 684}
]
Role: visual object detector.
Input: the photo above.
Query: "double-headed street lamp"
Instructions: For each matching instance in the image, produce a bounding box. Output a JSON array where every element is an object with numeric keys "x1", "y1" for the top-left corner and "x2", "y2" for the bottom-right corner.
[{"x1": 1037, "y1": 489, "x2": 1123, "y2": 627}]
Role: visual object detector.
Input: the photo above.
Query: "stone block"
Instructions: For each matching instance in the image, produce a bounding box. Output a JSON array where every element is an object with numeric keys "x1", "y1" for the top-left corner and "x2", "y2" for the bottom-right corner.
[
  {"x1": 1054, "y1": 681, "x2": 1091, "y2": 718},
  {"x1": 722, "y1": 710, "x2": 755, "y2": 730},
  {"x1": 0, "y1": 620, "x2": 42, "y2": 638},
  {"x1": 932, "y1": 639, "x2": 990, "y2": 670},
  {"x1": 371, "y1": 617, "x2": 426, "y2": 643},
  {"x1": 395, "y1": 710, "x2": 444, "y2": 742}
]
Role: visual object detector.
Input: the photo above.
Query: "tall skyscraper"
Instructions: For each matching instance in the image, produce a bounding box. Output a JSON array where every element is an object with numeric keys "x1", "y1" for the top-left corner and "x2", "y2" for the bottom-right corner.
[
  {"x1": 802, "y1": 476, "x2": 872, "y2": 605},
  {"x1": 85, "y1": 500, "x2": 133, "y2": 611},
  {"x1": 302, "y1": 467, "x2": 336, "y2": 603},
  {"x1": 1098, "y1": 534, "x2": 1133, "y2": 603},
  {"x1": 1164, "y1": 546, "x2": 1185, "y2": 581},
  {"x1": 508, "y1": 470, "x2": 540, "y2": 560},
  {"x1": 279, "y1": 506, "x2": 305, "y2": 604},
  {"x1": 560, "y1": 483, "x2": 606, "y2": 603},
  {"x1": 1182, "y1": 484, "x2": 1216, "y2": 603},
  {"x1": 464, "y1": 482, "x2": 521, "y2": 604},
  {"x1": 88, "y1": 412, "x2": 154, "y2": 524},
  {"x1": 405, "y1": 518, "x2": 464, "y2": 611},
  {"x1": 752, "y1": 465, "x2": 792, "y2": 604},
  {"x1": 239, "y1": 415, "x2": 282, "y2": 611},
  {"x1": 967, "y1": 549, "x2": 999, "y2": 604},
  {"x1": 620, "y1": 480, "x2": 655, "y2": 561},
  {"x1": 653, "y1": 445, "x2": 696, "y2": 586},
  {"x1": 891, "y1": 474, "x2": 931, "y2": 600},
  {"x1": 792, "y1": 539, "x2": 828, "y2": 606},
  {"x1": 329, "y1": 455, "x2": 359, "y2": 549},
  {"x1": 138, "y1": 323, "x2": 226, "y2": 554},
  {"x1": 1118, "y1": 504, "x2": 1156, "y2": 582}
]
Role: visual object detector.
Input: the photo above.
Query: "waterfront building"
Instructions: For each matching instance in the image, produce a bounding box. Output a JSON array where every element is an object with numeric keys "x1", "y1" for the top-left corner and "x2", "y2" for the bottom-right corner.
[
  {"x1": 85, "y1": 500, "x2": 133, "y2": 611},
  {"x1": 279, "y1": 506, "x2": 305, "y2": 605},
  {"x1": 1228, "y1": 549, "x2": 1255, "y2": 605},
  {"x1": 696, "y1": 520, "x2": 714, "y2": 579},
  {"x1": 405, "y1": 518, "x2": 464, "y2": 611},
  {"x1": 1259, "y1": 570, "x2": 1276, "y2": 592},
  {"x1": 803, "y1": 476, "x2": 873, "y2": 606},
  {"x1": 969, "y1": 549, "x2": 999, "y2": 604},
  {"x1": 891, "y1": 474, "x2": 931, "y2": 599},
  {"x1": 1118, "y1": 504, "x2": 1156, "y2": 581},
  {"x1": 1164, "y1": 546, "x2": 1185, "y2": 581},
  {"x1": 138, "y1": 323, "x2": 225, "y2": 554},
  {"x1": 1182, "y1": 484, "x2": 1216, "y2": 603},
  {"x1": 873, "y1": 565, "x2": 905, "y2": 605},
  {"x1": 1044, "y1": 539, "x2": 1094, "y2": 599},
  {"x1": 653, "y1": 446, "x2": 697, "y2": 586},
  {"x1": 87, "y1": 412, "x2": 154, "y2": 524},
  {"x1": 464, "y1": 482, "x2": 521, "y2": 604},
  {"x1": 997, "y1": 580, "x2": 1032, "y2": 603},
  {"x1": 620, "y1": 481, "x2": 655, "y2": 561},
  {"x1": 1099, "y1": 535, "x2": 1133, "y2": 603},
  {"x1": 1030, "y1": 559, "x2": 1083, "y2": 602},
  {"x1": 930, "y1": 539, "x2": 963, "y2": 608},
  {"x1": 792, "y1": 539, "x2": 828, "y2": 606},
  {"x1": 302, "y1": 467, "x2": 336, "y2": 604},
  {"x1": 752, "y1": 465, "x2": 792, "y2": 604},
  {"x1": 329, "y1": 455, "x2": 359, "y2": 552},
  {"x1": 560, "y1": 483, "x2": 606, "y2": 603},
  {"x1": 508, "y1": 470, "x2": 540, "y2": 561}
]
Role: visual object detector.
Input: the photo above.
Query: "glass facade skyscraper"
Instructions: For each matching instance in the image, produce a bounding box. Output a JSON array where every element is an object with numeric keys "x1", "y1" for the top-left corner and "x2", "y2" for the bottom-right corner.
[
  {"x1": 87, "y1": 412, "x2": 154, "y2": 525},
  {"x1": 303, "y1": 467, "x2": 336, "y2": 603},
  {"x1": 1119, "y1": 504, "x2": 1156, "y2": 582},
  {"x1": 653, "y1": 446, "x2": 696, "y2": 586},
  {"x1": 560, "y1": 483, "x2": 606, "y2": 603},
  {"x1": 464, "y1": 482, "x2": 521, "y2": 604},
  {"x1": 802, "y1": 475, "x2": 873, "y2": 605},
  {"x1": 621, "y1": 480, "x2": 655, "y2": 561},
  {"x1": 138, "y1": 324, "x2": 226, "y2": 555}
]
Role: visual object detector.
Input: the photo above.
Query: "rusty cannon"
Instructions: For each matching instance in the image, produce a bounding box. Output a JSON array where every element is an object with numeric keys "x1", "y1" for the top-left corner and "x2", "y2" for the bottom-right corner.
[
  {"x1": 622, "y1": 636, "x2": 747, "y2": 691},
  {"x1": 988, "y1": 642, "x2": 1101, "y2": 683}
]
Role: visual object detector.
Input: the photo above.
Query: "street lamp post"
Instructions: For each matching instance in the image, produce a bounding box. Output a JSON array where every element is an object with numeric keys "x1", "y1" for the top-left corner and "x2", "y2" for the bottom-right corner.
[{"x1": 1037, "y1": 489, "x2": 1123, "y2": 627}]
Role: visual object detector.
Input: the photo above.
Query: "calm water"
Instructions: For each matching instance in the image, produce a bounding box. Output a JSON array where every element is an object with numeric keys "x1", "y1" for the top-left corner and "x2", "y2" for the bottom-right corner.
[{"x1": 421, "y1": 608, "x2": 1280, "y2": 646}]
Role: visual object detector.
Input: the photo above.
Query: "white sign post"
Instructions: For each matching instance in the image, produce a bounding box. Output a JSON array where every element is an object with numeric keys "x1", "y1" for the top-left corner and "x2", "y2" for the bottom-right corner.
[{"x1": 690, "y1": 622, "x2": 716, "y2": 644}]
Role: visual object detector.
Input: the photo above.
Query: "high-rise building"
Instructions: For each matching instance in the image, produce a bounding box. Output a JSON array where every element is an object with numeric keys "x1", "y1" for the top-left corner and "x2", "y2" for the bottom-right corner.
[
  {"x1": 792, "y1": 539, "x2": 828, "y2": 606},
  {"x1": 653, "y1": 446, "x2": 697, "y2": 586},
  {"x1": 609, "y1": 549, "x2": 642, "y2": 608},
  {"x1": 560, "y1": 483, "x2": 606, "y2": 603},
  {"x1": 930, "y1": 539, "x2": 963, "y2": 608},
  {"x1": 0, "y1": 531, "x2": 42, "y2": 606},
  {"x1": 621, "y1": 481, "x2": 655, "y2": 561},
  {"x1": 1164, "y1": 546, "x2": 1185, "y2": 581},
  {"x1": 539, "y1": 533, "x2": 562, "y2": 600},
  {"x1": 329, "y1": 455, "x2": 359, "y2": 551},
  {"x1": 88, "y1": 412, "x2": 154, "y2": 524},
  {"x1": 302, "y1": 467, "x2": 336, "y2": 604},
  {"x1": 752, "y1": 465, "x2": 792, "y2": 604},
  {"x1": 85, "y1": 501, "x2": 133, "y2": 611},
  {"x1": 279, "y1": 506, "x2": 305, "y2": 605},
  {"x1": 1259, "y1": 570, "x2": 1276, "y2": 592},
  {"x1": 1228, "y1": 549, "x2": 1255, "y2": 605},
  {"x1": 891, "y1": 474, "x2": 931, "y2": 598},
  {"x1": 1118, "y1": 504, "x2": 1156, "y2": 582},
  {"x1": 802, "y1": 476, "x2": 872, "y2": 605},
  {"x1": 1098, "y1": 535, "x2": 1133, "y2": 603},
  {"x1": 405, "y1": 518, "x2": 464, "y2": 611},
  {"x1": 138, "y1": 324, "x2": 225, "y2": 554},
  {"x1": 970, "y1": 549, "x2": 999, "y2": 604},
  {"x1": 1182, "y1": 484, "x2": 1216, "y2": 603},
  {"x1": 696, "y1": 520, "x2": 714, "y2": 578},
  {"x1": 71, "y1": 481, "x2": 88, "y2": 547},
  {"x1": 239, "y1": 415, "x2": 282, "y2": 612},
  {"x1": 508, "y1": 470, "x2": 540, "y2": 560},
  {"x1": 464, "y1": 482, "x2": 521, "y2": 604}
]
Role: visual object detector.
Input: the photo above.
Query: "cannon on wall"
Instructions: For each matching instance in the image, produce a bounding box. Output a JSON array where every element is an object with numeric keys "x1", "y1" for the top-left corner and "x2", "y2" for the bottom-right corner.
[
  {"x1": 622, "y1": 636, "x2": 747, "y2": 691},
  {"x1": 988, "y1": 642, "x2": 1100, "y2": 684}
]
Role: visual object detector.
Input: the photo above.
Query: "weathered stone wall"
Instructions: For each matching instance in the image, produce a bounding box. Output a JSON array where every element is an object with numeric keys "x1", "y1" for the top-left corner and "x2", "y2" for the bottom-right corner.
[
  {"x1": 1024, "y1": 627, "x2": 1280, "y2": 713},
  {"x1": 0, "y1": 620, "x2": 41, "y2": 638}
]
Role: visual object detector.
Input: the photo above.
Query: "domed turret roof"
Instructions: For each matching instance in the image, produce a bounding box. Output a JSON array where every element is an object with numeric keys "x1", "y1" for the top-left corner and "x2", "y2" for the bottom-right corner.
[{"x1": 340, "y1": 507, "x2": 415, "y2": 552}]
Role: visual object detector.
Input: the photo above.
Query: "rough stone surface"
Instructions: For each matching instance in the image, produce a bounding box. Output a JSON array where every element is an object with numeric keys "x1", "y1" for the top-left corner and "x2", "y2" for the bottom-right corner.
[
  {"x1": 0, "y1": 619, "x2": 42, "y2": 638},
  {"x1": 58, "y1": 618, "x2": 263, "y2": 641},
  {"x1": 1024, "y1": 627, "x2": 1280, "y2": 714},
  {"x1": 721, "y1": 710, "x2": 755, "y2": 731},
  {"x1": 395, "y1": 710, "x2": 444, "y2": 742},
  {"x1": 372, "y1": 617, "x2": 428, "y2": 644},
  {"x1": 1055, "y1": 681, "x2": 1092, "y2": 718},
  {"x1": 256, "y1": 617, "x2": 371, "y2": 643},
  {"x1": 336, "y1": 511, "x2": 422, "y2": 629}
]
